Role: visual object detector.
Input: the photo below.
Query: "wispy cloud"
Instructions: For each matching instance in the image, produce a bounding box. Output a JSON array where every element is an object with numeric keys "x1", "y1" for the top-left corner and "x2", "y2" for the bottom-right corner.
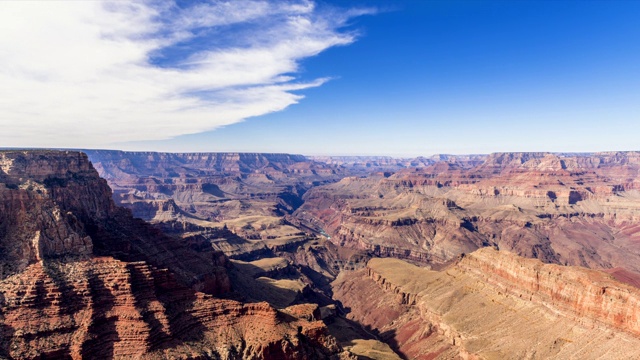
[{"x1": 0, "y1": 0, "x2": 372, "y2": 148}]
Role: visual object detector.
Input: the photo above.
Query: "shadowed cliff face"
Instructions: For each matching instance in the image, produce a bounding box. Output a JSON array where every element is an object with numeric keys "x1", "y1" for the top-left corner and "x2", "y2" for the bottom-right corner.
[
  {"x1": 0, "y1": 151, "x2": 105, "y2": 276},
  {"x1": 0, "y1": 150, "x2": 344, "y2": 359},
  {"x1": 83, "y1": 150, "x2": 380, "y2": 300},
  {"x1": 298, "y1": 152, "x2": 640, "y2": 278}
]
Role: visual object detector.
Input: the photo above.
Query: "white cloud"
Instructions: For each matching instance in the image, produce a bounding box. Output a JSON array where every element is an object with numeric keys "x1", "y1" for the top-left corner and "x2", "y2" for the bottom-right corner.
[{"x1": 0, "y1": 0, "x2": 370, "y2": 148}]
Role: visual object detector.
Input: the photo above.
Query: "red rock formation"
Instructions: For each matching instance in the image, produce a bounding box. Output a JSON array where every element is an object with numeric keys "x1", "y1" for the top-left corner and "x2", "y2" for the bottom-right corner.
[
  {"x1": 457, "y1": 248, "x2": 640, "y2": 336},
  {"x1": 0, "y1": 150, "x2": 342, "y2": 359},
  {"x1": 0, "y1": 151, "x2": 229, "y2": 293},
  {"x1": 298, "y1": 152, "x2": 640, "y2": 276},
  {"x1": 333, "y1": 248, "x2": 640, "y2": 359},
  {"x1": 0, "y1": 258, "x2": 340, "y2": 359}
]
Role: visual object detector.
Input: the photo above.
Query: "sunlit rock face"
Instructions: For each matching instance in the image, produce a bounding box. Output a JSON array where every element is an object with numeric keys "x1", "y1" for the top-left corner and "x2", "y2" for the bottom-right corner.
[
  {"x1": 0, "y1": 150, "x2": 342, "y2": 359},
  {"x1": 332, "y1": 248, "x2": 640, "y2": 359},
  {"x1": 299, "y1": 151, "x2": 640, "y2": 279}
]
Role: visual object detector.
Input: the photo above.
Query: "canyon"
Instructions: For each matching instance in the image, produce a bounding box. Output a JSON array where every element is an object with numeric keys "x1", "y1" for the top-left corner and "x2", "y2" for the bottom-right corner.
[
  {"x1": 2, "y1": 149, "x2": 640, "y2": 359},
  {"x1": 298, "y1": 152, "x2": 640, "y2": 280},
  {"x1": 0, "y1": 151, "x2": 345, "y2": 359}
]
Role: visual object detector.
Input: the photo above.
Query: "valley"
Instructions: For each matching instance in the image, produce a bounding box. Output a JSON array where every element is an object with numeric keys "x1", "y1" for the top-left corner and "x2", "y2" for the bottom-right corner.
[{"x1": 2, "y1": 149, "x2": 640, "y2": 359}]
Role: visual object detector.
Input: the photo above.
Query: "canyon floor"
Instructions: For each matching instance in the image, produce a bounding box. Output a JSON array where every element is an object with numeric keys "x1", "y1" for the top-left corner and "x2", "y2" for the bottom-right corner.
[{"x1": 2, "y1": 150, "x2": 640, "y2": 359}]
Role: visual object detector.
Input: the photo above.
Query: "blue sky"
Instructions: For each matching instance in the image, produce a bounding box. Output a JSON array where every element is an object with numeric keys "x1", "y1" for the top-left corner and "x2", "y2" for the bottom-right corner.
[{"x1": 1, "y1": 1, "x2": 639, "y2": 156}]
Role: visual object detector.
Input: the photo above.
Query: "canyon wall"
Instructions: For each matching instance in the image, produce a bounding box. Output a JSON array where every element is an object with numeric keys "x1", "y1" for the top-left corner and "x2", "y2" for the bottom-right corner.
[
  {"x1": 457, "y1": 248, "x2": 640, "y2": 335},
  {"x1": 83, "y1": 150, "x2": 347, "y2": 224},
  {"x1": 333, "y1": 248, "x2": 640, "y2": 359},
  {"x1": 0, "y1": 150, "x2": 343, "y2": 359}
]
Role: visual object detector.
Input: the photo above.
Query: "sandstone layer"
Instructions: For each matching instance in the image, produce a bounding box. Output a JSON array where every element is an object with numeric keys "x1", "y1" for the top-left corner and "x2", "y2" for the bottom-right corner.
[
  {"x1": 333, "y1": 248, "x2": 640, "y2": 359},
  {"x1": 0, "y1": 150, "x2": 343, "y2": 359}
]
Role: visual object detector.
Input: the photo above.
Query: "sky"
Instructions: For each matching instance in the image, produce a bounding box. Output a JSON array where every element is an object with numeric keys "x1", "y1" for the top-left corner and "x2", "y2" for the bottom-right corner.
[{"x1": 1, "y1": 0, "x2": 639, "y2": 156}]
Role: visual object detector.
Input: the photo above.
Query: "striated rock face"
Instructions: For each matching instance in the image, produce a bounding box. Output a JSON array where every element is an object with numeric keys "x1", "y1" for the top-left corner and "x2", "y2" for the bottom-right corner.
[
  {"x1": 0, "y1": 150, "x2": 228, "y2": 292},
  {"x1": 333, "y1": 248, "x2": 640, "y2": 359},
  {"x1": 83, "y1": 150, "x2": 347, "y2": 223},
  {"x1": 0, "y1": 151, "x2": 108, "y2": 276},
  {"x1": 0, "y1": 258, "x2": 340, "y2": 359},
  {"x1": 0, "y1": 150, "x2": 342, "y2": 359},
  {"x1": 310, "y1": 154, "x2": 485, "y2": 170},
  {"x1": 298, "y1": 151, "x2": 640, "y2": 276},
  {"x1": 332, "y1": 269, "x2": 463, "y2": 360},
  {"x1": 86, "y1": 151, "x2": 309, "y2": 178},
  {"x1": 457, "y1": 248, "x2": 640, "y2": 336}
]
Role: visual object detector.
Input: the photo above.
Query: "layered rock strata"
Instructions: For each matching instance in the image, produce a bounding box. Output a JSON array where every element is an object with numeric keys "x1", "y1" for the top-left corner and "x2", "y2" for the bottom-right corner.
[
  {"x1": 83, "y1": 150, "x2": 347, "y2": 223},
  {"x1": 0, "y1": 259, "x2": 338, "y2": 359},
  {"x1": 333, "y1": 248, "x2": 640, "y2": 359},
  {"x1": 299, "y1": 152, "x2": 640, "y2": 276},
  {"x1": 0, "y1": 151, "x2": 342, "y2": 359}
]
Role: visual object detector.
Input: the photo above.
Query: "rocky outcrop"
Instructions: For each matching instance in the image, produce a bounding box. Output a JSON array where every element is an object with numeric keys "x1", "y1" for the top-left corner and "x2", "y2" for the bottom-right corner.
[
  {"x1": 331, "y1": 266, "x2": 463, "y2": 360},
  {"x1": 332, "y1": 248, "x2": 640, "y2": 359},
  {"x1": 366, "y1": 267, "x2": 418, "y2": 306},
  {"x1": 0, "y1": 150, "x2": 343, "y2": 359},
  {"x1": 0, "y1": 150, "x2": 230, "y2": 293},
  {"x1": 457, "y1": 248, "x2": 640, "y2": 336},
  {"x1": 0, "y1": 258, "x2": 340, "y2": 359},
  {"x1": 0, "y1": 151, "x2": 108, "y2": 276}
]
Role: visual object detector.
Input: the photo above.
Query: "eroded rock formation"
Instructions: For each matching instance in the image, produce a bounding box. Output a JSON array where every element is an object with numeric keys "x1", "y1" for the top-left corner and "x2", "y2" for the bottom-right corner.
[
  {"x1": 299, "y1": 152, "x2": 640, "y2": 279},
  {"x1": 83, "y1": 150, "x2": 348, "y2": 223},
  {"x1": 333, "y1": 248, "x2": 640, "y2": 359},
  {"x1": 57, "y1": 149, "x2": 640, "y2": 359},
  {"x1": 0, "y1": 150, "x2": 343, "y2": 359}
]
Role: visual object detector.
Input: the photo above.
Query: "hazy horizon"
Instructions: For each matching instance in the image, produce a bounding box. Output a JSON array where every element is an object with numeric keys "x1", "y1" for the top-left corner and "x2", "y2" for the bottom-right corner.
[{"x1": 3, "y1": 146, "x2": 639, "y2": 160}]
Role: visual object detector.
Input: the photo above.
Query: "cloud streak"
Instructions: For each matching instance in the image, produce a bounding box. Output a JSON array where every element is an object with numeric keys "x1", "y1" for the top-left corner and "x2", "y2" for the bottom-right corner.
[{"x1": 0, "y1": 0, "x2": 370, "y2": 148}]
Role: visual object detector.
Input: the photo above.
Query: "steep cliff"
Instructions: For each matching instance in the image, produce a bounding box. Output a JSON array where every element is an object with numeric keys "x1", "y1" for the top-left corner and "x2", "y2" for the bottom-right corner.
[
  {"x1": 0, "y1": 150, "x2": 342, "y2": 359},
  {"x1": 332, "y1": 248, "x2": 640, "y2": 359},
  {"x1": 457, "y1": 248, "x2": 640, "y2": 336},
  {"x1": 0, "y1": 258, "x2": 339, "y2": 359},
  {"x1": 0, "y1": 150, "x2": 228, "y2": 293}
]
